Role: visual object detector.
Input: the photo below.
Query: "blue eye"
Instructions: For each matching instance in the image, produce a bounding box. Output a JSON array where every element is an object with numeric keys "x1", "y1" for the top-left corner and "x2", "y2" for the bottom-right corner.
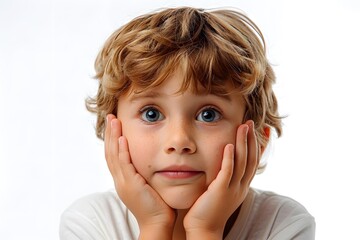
[
  {"x1": 197, "y1": 108, "x2": 222, "y2": 122},
  {"x1": 141, "y1": 107, "x2": 164, "y2": 122}
]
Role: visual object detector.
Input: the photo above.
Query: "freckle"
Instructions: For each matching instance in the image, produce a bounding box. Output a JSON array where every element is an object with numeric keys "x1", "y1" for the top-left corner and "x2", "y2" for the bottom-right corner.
[{"x1": 148, "y1": 165, "x2": 152, "y2": 168}]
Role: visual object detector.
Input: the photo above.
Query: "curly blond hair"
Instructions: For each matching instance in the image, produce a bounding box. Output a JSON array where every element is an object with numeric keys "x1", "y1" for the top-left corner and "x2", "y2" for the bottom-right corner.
[{"x1": 86, "y1": 7, "x2": 282, "y2": 155}]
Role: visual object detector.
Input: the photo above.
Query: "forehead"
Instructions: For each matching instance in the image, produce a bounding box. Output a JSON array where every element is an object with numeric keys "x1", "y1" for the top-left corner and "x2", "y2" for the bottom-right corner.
[
  {"x1": 126, "y1": 70, "x2": 241, "y2": 100},
  {"x1": 125, "y1": 71, "x2": 244, "y2": 105}
]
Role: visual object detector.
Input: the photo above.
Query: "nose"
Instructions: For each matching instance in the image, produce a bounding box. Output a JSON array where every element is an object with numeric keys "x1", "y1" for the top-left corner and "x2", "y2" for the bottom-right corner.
[{"x1": 164, "y1": 121, "x2": 197, "y2": 154}]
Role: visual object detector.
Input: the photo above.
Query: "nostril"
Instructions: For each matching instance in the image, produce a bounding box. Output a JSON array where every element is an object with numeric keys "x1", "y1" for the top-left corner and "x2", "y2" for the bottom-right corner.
[
  {"x1": 183, "y1": 147, "x2": 191, "y2": 153},
  {"x1": 166, "y1": 146, "x2": 195, "y2": 154},
  {"x1": 167, "y1": 147, "x2": 176, "y2": 153}
]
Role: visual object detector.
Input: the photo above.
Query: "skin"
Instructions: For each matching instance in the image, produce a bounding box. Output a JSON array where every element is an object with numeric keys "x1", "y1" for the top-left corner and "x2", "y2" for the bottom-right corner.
[{"x1": 104, "y1": 72, "x2": 265, "y2": 240}]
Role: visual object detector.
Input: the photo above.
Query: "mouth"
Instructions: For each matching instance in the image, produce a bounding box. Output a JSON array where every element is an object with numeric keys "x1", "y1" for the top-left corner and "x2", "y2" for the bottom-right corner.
[
  {"x1": 156, "y1": 165, "x2": 203, "y2": 179},
  {"x1": 156, "y1": 171, "x2": 203, "y2": 179}
]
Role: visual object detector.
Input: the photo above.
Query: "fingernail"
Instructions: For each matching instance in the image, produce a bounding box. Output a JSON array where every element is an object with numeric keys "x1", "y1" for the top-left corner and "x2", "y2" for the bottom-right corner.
[
  {"x1": 248, "y1": 120, "x2": 254, "y2": 129},
  {"x1": 244, "y1": 125, "x2": 249, "y2": 135},
  {"x1": 229, "y1": 144, "x2": 235, "y2": 156},
  {"x1": 111, "y1": 119, "x2": 116, "y2": 128}
]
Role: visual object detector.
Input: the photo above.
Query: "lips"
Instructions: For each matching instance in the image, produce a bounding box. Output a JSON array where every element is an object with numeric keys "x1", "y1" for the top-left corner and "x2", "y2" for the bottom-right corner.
[{"x1": 156, "y1": 165, "x2": 203, "y2": 179}]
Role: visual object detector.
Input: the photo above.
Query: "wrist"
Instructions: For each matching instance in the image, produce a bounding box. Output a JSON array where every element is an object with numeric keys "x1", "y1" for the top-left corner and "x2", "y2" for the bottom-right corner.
[
  {"x1": 185, "y1": 229, "x2": 223, "y2": 240},
  {"x1": 139, "y1": 224, "x2": 174, "y2": 240}
]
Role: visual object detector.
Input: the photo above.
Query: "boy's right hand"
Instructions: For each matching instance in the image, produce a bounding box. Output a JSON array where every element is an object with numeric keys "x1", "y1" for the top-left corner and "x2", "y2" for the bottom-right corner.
[{"x1": 104, "y1": 114, "x2": 176, "y2": 239}]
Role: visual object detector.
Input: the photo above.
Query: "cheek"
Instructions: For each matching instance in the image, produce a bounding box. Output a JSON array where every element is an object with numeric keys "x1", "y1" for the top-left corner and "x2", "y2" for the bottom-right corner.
[
  {"x1": 203, "y1": 126, "x2": 237, "y2": 153},
  {"x1": 124, "y1": 131, "x2": 157, "y2": 179},
  {"x1": 202, "y1": 128, "x2": 237, "y2": 182}
]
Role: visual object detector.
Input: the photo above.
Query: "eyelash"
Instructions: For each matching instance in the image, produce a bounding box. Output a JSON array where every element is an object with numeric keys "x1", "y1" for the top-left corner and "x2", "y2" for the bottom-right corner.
[
  {"x1": 138, "y1": 105, "x2": 223, "y2": 123},
  {"x1": 196, "y1": 106, "x2": 223, "y2": 123},
  {"x1": 139, "y1": 106, "x2": 164, "y2": 123}
]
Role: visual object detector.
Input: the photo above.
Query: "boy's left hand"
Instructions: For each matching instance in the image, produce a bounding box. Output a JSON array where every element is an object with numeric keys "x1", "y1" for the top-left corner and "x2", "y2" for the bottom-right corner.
[{"x1": 183, "y1": 120, "x2": 259, "y2": 239}]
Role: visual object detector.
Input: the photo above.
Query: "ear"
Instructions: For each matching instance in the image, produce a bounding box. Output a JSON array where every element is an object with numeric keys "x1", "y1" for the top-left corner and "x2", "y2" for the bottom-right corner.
[{"x1": 259, "y1": 126, "x2": 271, "y2": 156}]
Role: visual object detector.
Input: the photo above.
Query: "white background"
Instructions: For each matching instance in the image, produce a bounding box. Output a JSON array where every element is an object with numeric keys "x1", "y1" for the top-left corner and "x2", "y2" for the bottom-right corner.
[{"x1": 1, "y1": 0, "x2": 359, "y2": 239}]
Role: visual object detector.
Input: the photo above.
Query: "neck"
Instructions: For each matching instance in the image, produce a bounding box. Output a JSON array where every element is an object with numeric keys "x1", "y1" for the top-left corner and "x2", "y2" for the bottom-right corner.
[{"x1": 172, "y1": 209, "x2": 187, "y2": 240}]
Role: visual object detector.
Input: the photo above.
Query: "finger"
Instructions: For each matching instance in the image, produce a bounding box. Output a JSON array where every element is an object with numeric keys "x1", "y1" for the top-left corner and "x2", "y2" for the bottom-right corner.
[
  {"x1": 107, "y1": 118, "x2": 122, "y2": 175},
  {"x1": 231, "y1": 124, "x2": 249, "y2": 185},
  {"x1": 113, "y1": 135, "x2": 144, "y2": 200},
  {"x1": 219, "y1": 144, "x2": 235, "y2": 188},
  {"x1": 117, "y1": 136, "x2": 138, "y2": 180},
  {"x1": 207, "y1": 143, "x2": 234, "y2": 191},
  {"x1": 242, "y1": 120, "x2": 259, "y2": 185},
  {"x1": 118, "y1": 136, "x2": 132, "y2": 164},
  {"x1": 104, "y1": 114, "x2": 116, "y2": 159}
]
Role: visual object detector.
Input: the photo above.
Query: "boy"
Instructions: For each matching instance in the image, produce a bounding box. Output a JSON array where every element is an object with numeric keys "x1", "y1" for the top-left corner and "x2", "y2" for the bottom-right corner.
[{"x1": 60, "y1": 7, "x2": 315, "y2": 239}]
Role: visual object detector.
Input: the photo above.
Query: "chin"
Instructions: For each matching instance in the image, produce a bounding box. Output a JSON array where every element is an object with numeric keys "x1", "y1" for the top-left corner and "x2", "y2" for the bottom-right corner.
[
  {"x1": 165, "y1": 197, "x2": 196, "y2": 210},
  {"x1": 159, "y1": 187, "x2": 204, "y2": 210}
]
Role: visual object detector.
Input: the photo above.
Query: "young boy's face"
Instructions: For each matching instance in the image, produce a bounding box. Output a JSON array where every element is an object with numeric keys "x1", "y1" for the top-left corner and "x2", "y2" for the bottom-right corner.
[{"x1": 117, "y1": 71, "x2": 246, "y2": 210}]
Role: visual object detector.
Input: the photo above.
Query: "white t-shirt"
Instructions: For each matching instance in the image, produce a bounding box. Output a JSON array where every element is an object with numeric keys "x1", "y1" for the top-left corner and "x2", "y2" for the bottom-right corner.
[{"x1": 60, "y1": 188, "x2": 315, "y2": 239}]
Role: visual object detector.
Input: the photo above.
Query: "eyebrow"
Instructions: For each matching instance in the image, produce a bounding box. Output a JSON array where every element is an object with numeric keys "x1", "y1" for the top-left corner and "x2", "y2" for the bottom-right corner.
[
  {"x1": 129, "y1": 91, "x2": 164, "y2": 102},
  {"x1": 129, "y1": 90, "x2": 232, "y2": 102}
]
